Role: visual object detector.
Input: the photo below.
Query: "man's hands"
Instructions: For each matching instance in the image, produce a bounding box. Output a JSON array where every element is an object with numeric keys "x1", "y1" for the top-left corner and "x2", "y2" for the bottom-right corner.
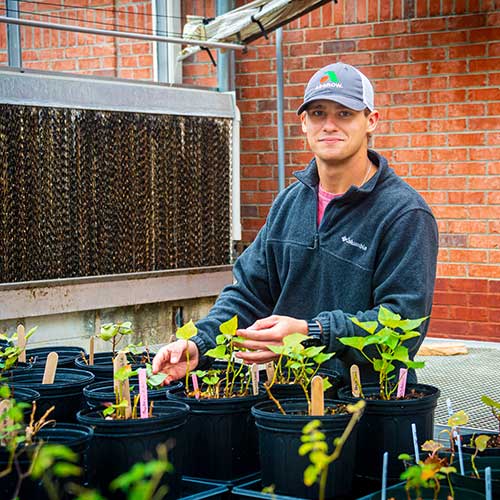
[
  {"x1": 152, "y1": 339, "x2": 200, "y2": 385},
  {"x1": 235, "y1": 315, "x2": 308, "y2": 363}
]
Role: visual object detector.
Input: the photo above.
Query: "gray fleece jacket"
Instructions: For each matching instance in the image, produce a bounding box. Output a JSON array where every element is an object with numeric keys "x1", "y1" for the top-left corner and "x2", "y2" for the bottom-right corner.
[{"x1": 192, "y1": 149, "x2": 439, "y2": 385}]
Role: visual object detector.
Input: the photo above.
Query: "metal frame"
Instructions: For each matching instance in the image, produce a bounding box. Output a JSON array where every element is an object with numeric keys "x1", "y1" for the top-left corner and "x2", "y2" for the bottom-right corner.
[{"x1": 0, "y1": 266, "x2": 233, "y2": 320}]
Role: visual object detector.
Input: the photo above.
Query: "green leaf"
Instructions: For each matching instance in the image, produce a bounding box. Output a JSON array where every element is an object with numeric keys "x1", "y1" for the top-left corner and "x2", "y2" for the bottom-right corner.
[
  {"x1": 302, "y1": 419, "x2": 321, "y2": 433},
  {"x1": 405, "y1": 360, "x2": 425, "y2": 370},
  {"x1": 303, "y1": 465, "x2": 319, "y2": 486},
  {"x1": 474, "y1": 434, "x2": 490, "y2": 451},
  {"x1": 373, "y1": 359, "x2": 384, "y2": 372},
  {"x1": 398, "y1": 453, "x2": 412, "y2": 460},
  {"x1": 215, "y1": 334, "x2": 226, "y2": 344},
  {"x1": 147, "y1": 373, "x2": 167, "y2": 387},
  {"x1": 267, "y1": 345, "x2": 285, "y2": 355},
  {"x1": 338, "y1": 337, "x2": 367, "y2": 351},
  {"x1": 351, "y1": 317, "x2": 378, "y2": 334},
  {"x1": 176, "y1": 320, "x2": 197, "y2": 340},
  {"x1": 52, "y1": 462, "x2": 82, "y2": 478},
  {"x1": 481, "y1": 395, "x2": 500, "y2": 409},
  {"x1": 283, "y1": 333, "x2": 308, "y2": 346},
  {"x1": 447, "y1": 410, "x2": 469, "y2": 427},
  {"x1": 399, "y1": 331, "x2": 422, "y2": 342},
  {"x1": 398, "y1": 317, "x2": 427, "y2": 332},
  {"x1": 219, "y1": 315, "x2": 238, "y2": 337},
  {"x1": 205, "y1": 345, "x2": 227, "y2": 359},
  {"x1": 313, "y1": 352, "x2": 335, "y2": 365},
  {"x1": 392, "y1": 345, "x2": 409, "y2": 362},
  {"x1": 303, "y1": 346, "x2": 325, "y2": 358},
  {"x1": 440, "y1": 466, "x2": 457, "y2": 475},
  {"x1": 378, "y1": 306, "x2": 401, "y2": 328}
]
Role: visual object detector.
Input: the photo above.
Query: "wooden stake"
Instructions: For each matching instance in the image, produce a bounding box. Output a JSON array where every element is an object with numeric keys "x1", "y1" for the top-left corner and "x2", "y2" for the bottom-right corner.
[
  {"x1": 265, "y1": 362, "x2": 275, "y2": 383},
  {"x1": 113, "y1": 351, "x2": 132, "y2": 419},
  {"x1": 17, "y1": 324, "x2": 26, "y2": 363},
  {"x1": 89, "y1": 336, "x2": 95, "y2": 365},
  {"x1": 251, "y1": 363, "x2": 259, "y2": 396},
  {"x1": 311, "y1": 375, "x2": 324, "y2": 416},
  {"x1": 42, "y1": 352, "x2": 59, "y2": 384},
  {"x1": 350, "y1": 364, "x2": 362, "y2": 397}
]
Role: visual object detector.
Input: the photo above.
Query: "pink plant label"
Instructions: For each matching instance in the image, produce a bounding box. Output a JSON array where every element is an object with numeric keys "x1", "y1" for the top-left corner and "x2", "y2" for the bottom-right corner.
[
  {"x1": 397, "y1": 368, "x2": 408, "y2": 397},
  {"x1": 191, "y1": 373, "x2": 200, "y2": 400},
  {"x1": 138, "y1": 368, "x2": 148, "y2": 418}
]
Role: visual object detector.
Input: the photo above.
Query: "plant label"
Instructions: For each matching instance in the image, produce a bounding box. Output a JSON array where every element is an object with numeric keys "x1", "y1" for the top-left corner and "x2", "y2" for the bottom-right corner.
[
  {"x1": 89, "y1": 336, "x2": 95, "y2": 365},
  {"x1": 191, "y1": 373, "x2": 200, "y2": 400},
  {"x1": 311, "y1": 375, "x2": 324, "y2": 416},
  {"x1": 397, "y1": 368, "x2": 408, "y2": 397},
  {"x1": 138, "y1": 368, "x2": 148, "y2": 419},
  {"x1": 17, "y1": 324, "x2": 26, "y2": 363},
  {"x1": 350, "y1": 364, "x2": 361, "y2": 397},
  {"x1": 411, "y1": 423, "x2": 420, "y2": 462},
  {"x1": 0, "y1": 399, "x2": 13, "y2": 435},
  {"x1": 251, "y1": 363, "x2": 259, "y2": 396},
  {"x1": 265, "y1": 362, "x2": 275, "y2": 382},
  {"x1": 42, "y1": 352, "x2": 58, "y2": 384}
]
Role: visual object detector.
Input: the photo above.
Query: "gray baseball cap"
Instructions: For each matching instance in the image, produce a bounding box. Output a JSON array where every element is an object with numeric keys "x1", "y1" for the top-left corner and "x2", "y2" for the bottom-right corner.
[{"x1": 297, "y1": 62, "x2": 374, "y2": 115}]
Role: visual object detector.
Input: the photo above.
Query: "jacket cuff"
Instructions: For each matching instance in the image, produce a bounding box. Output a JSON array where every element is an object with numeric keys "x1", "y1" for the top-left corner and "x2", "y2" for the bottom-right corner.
[
  {"x1": 312, "y1": 316, "x2": 331, "y2": 348},
  {"x1": 191, "y1": 335, "x2": 212, "y2": 370}
]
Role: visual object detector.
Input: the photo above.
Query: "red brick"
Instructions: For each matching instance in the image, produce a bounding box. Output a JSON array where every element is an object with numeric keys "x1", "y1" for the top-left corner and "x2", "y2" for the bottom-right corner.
[
  {"x1": 430, "y1": 149, "x2": 468, "y2": 161},
  {"x1": 448, "y1": 14, "x2": 488, "y2": 29},
  {"x1": 433, "y1": 291, "x2": 469, "y2": 306},
  {"x1": 411, "y1": 135, "x2": 447, "y2": 147},
  {"x1": 469, "y1": 265, "x2": 500, "y2": 278},
  {"x1": 469, "y1": 235, "x2": 500, "y2": 249},
  {"x1": 437, "y1": 263, "x2": 467, "y2": 276},
  {"x1": 449, "y1": 249, "x2": 488, "y2": 262},
  {"x1": 429, "y1": 119, "x2": 466, "y2": 132},
  {"x1": 469, "y1": 58, "x2": 500, "y2": 72},
  {"x1": 449, "y1": 44, "x2": 486, "y2": 59},
  {"x1": 393, "y1": 63, "x2": 429, "y2": 77},
  {"x1": 470, "y1": 28, "x2": 500, "y2": 43},
  {"x1": 410, "y1": 19, "x2": 447, "y2": 33},
  {"x1": 428, "y1": 319, "x2": 469, "y2": 336},
  {"x1": 357, "y1": 38, "x2": 392, "y2": 51}
]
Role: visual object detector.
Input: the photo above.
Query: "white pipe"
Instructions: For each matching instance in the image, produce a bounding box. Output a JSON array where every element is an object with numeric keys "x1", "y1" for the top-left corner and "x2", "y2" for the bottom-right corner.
[
  {"x1": 230, "y1": 92, "x2": 242, "y2": 244},
  {"x1": 0, "y1": 15, "x2": 245, "y2": 51}
]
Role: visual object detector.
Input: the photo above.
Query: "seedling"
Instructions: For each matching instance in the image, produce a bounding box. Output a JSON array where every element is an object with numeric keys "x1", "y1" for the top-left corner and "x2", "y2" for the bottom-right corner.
[
  {"x1": 98, "y1": 321, "x2": 135, "y2": 357},
  {"x1": 299, "y1": 400, "x2": 365, "y2": 500},
  {"x1": 179, "y1": 316, "x2": 253, "y2": 399},
  {"x1": 338, "y1": 306, "x2": 426, "y2": 400},
  {"x1": 481, "y1": 395, "x2": 500, "y2": 436},
  {"x1": 265, "y1": 333, "x2": 335, "y2": 411},
  {"x1": 0, "y1": 326, "x2": 38, "y2": 373}
]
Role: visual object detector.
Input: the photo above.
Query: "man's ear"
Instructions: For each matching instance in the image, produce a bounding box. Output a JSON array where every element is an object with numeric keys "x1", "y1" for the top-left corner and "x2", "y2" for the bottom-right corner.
[
  {"x1": 367, "y1": 110, "x2": 379, "y2": 134},
  {"x1": 300, "y1": 111, "x2": 307, "y2": 133}
]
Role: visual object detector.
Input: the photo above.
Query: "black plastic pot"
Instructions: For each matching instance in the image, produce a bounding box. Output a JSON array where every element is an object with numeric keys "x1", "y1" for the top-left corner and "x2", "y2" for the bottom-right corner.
[
  {"x1": 356, "y1": 481, "x2": 484, "y2": 499},
  {"x1": 8, "y1": 386, "x2": 41, "y2": 420},
  {"x1": 251, "y1": 399, "x2": 358, "y2": 500},
  {"x1": 263, "y1": 368, "x2": 342, "y2": 401},
  {"x1": 77, "y1": 400, "x2": 189, "y2": 500},
  {"x1": 74, "y1": 351, "x2": 155, "y2": 381},
  {"x1": 83, "y1": 378, "x2": 183, "y2": 409},
  {"x1": 1, "y1": 361, "x2": 33, "y2": 379},
  {"x1": 26, "y1": 346, "x2": 85, "y2": 369},
  {"x1": 451, "y1": 464, "x2": 500, "y2": 497},
  {"x1": 0, "y1": 422, "x2": 93, "y2": 500},
  {"x1": 8, "y1": 368, "x2": 95, "y2": 423},
  {"x1": 461, "y1": 429, "x2": 500, "y2": 456},
  {"x1": 337, "y1": 383, "x2": 440, "y2": 481},
  {"x1": 168, "y1": 386, "x2": 267, "y2": 482}
]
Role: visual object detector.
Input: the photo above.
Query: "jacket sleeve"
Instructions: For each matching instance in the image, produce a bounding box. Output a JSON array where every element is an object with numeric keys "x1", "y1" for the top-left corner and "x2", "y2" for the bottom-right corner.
[
  {"x1": 313, "y1": 208, "x2": 439, "y2": 364},
  {"x1": 192, "y1": 223, "x2": 275, "y2": 367}
]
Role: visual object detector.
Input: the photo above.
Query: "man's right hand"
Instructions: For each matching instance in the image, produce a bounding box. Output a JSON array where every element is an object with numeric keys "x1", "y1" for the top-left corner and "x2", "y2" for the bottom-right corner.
[{"x1": 152, "y1": 339, "x2": 200, "y2": 385}]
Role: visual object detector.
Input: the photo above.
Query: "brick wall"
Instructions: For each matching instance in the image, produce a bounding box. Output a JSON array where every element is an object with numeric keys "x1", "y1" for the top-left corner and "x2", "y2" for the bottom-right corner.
[{"x1": 0, "y1": 0, "x2": 498, "y2": 340}]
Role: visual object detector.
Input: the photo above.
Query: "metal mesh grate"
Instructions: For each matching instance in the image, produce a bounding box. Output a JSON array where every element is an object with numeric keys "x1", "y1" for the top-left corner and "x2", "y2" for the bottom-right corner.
[
  {"x1": 0, "y1": 105, "x2": 232, "y2": 283},
  {"x1": 416, "y1": 347, "x2": 500, "y2": 431}
]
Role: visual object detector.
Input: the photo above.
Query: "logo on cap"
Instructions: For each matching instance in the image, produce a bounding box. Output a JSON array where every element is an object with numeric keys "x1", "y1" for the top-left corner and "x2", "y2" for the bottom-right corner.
[{"x1": 320, "y1": 71, "x2": 340, "y2": 84}]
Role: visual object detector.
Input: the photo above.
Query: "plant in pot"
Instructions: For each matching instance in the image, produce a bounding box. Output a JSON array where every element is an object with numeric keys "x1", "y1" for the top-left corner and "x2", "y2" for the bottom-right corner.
[
  {"x1": 76, "y1": 351, "x2": 190, "y2": 500},
  {"x1": 0, "y1": 325, "x2": 38, "y2": 377},
  {"x1": 263, "y1": 333, "x2": 339, "y2": 405},
  {"x1": 8, "y1": 352, "x2": 96, "y2": 423},
  {"x1": 83, "y1": 362, "x2": 182, "y2": 410},
  {"x1": 167, "y1": 315, "x2": 267, "y2": 484},
  {"x1": 74, "y1": 321, "x2": 153, "y2": 381},
  {"x1": 0, "y1": 384, "x2": 93, "y2": 500},
  {"x1": 336, "y1": 306, "x2": 440, "y2": 486}
]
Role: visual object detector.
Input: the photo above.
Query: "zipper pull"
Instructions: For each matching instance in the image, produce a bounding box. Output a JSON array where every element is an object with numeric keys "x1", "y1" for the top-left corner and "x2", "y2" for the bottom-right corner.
[{"x1": 309, "y1": 234, "x2": 319, "y2": 249}]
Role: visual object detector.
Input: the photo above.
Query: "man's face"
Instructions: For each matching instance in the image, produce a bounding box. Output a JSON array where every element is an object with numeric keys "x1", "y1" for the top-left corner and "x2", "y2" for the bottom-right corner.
[{"x1": 300, "y1": 100, "x2": 378, "y2": 165}]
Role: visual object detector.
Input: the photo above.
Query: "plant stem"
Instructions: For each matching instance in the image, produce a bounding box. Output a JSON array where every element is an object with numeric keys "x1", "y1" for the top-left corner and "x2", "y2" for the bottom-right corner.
[{"x1": 263, "y1": 383, "x2": 286, "y2": 415}]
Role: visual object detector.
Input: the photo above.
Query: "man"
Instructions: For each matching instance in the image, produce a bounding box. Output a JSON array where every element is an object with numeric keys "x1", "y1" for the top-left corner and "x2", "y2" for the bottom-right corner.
[{"x1": 153, "y1": 62, "x2": 438, "y2": 386}]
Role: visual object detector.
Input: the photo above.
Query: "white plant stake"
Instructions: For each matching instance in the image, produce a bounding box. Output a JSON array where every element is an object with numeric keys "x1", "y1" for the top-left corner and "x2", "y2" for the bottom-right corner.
[
  {"x1": 411, "y1": 423, "x2": 420, "y2": 463},
  {"x1": 138, "y1": 368, "x2": 148, "y2": 419},
  {"x1": 17, "y1": 325, "x2": 26, "y2": 363},
  {"x1": 446, "y1": 398, "x2": 464, "y2": 475},
  {"x1": 42, "y1": 352, "x2": 58, "y2": 384},
  {"x1": 485, "y1": 466, "x2": 492, "y2": 500},
  {"x1": 381, "y1": 451, "x2": 388, "y2": 500},
  {"x1": 251, "y1": 363, "x2": 259, "y2": 396},
  {"x1": 265, "y1": 361, "x2": 274, "y2": 383}
]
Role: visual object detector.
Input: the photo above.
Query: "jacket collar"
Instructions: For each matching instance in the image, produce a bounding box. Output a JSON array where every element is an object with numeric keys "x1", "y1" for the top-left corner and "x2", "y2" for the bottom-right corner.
[{"x1": 294, "y1": 149, "x2": 389, "y2": 202}]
